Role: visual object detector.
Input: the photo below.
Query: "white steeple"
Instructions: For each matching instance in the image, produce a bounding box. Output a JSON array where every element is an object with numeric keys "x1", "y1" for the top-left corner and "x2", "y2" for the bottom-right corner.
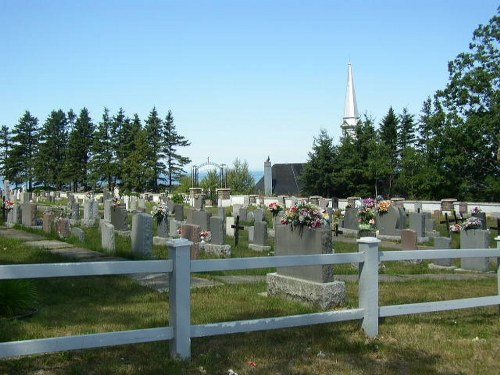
[{"x1": 341, "y1": 62, "x2": 360, "y2": 138}]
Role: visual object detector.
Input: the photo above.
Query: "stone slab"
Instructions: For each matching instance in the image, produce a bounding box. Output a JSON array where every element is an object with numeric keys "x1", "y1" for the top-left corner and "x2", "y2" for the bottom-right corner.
[
  {"x1": 23, "y1": 240, "x2": 74, "y2": 250},
  {"x1": 0, "y1": 229, "x2": 45, "y2": 241}
]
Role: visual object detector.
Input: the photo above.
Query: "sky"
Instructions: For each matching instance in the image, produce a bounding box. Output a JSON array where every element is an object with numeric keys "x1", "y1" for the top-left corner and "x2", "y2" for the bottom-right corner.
[{"x1": 0, "y1": 1, "x2": 498, "y2": 172}]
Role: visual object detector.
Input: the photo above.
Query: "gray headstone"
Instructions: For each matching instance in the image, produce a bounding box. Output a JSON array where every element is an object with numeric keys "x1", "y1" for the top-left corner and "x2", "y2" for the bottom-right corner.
[
  {"x1": 253, "y1": 208, "x2": 264, "y2": 223},
  {"x1": 185, "y1": 207, "x2": 194, "y2": 224},
  {"x1": 174, "y1": 204, "x2": 184, "y2": 221},
  {"x1": 193, "y1": 210, "x2": 211, "y2": 231},
  {"x1": 377, "y1": 206, "x2": 401, "y2": 236},
  {"x1": 43, "y1": 211, "x2": 55, "y2": 233},
  {"x1": 409, "y1": 212, "x2": 426, "y2": 237},
  {"x1": 131, "y1": 213, "x2": 153, "y2": 257},
  {"x1": 111, "y1": 204, "x2": 128, "y2": 231},
  {"x1": 460, "y1": 229, "x2": 490, "y2": 271},
  {"x1": 253, "y1": 221, "x2": 268, "y2": 246},
  {"x1": 433, "y1": 236, "x2": 452, "y2": 266},
  {"x1": 137, "y1": 198, "x2": 146, "y2": 212},
  {"x1": 169, "y1": 217, "x2": 180, "y2": 237},
  {"x1": 56, "y1": 218, "x2": 71, "y2": 239},
  {"x1": 238, "y1": 207, "x2": 248, "y2": 221},
  {"x1": 232, "y1": 204, "x2": 242, "y2": 218},
  {"x1": 275, "y1": 225, "x2": 332, "y2": 283},
  {"x1": 248, "y1": 226, "x2": 254, "y2": 242},
  {"x1": 157, "y1": 217, "x2": 169, "y2": 238},
  {"x1": 210, "y1": 216, "x2": 225, "y2": 245},
  {"x1": 71, "y1": 227, "x2": 85, "y2": 242},
  {"x1": 129, "y1": 196, "x2": 138, "y2": 212},
  {"x1": 70, "y1": 202, "x2": 80, "y2": 221},
  {"x1": 21, "y1": 202, "x2": 37, "y2": 226},
  {"x1": 101, "y1": 222, "x2": 115, "y2": 252},
  {"x1": 104, "y1": 199, "x2": 112, "y2": 222},
  {"x1": 342, "y1": 207, "x2": 359, "y2": 230},
  {"x1": 471, "y1": 212, "x2": 487, "y2": 230}
]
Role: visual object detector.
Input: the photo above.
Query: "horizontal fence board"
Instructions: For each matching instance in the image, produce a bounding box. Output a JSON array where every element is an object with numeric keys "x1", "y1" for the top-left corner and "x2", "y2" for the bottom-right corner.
[
  {"x1": 380, "y1": 295, "x2": 500, "y2": 318},
  {"x1": 191, "y1": 309, "x2": 364, "y2": 337},
  {"x1": 191, "y1": 253, "x2": 363, "y2": 273},
  {"x1": 379, "y1": 249, "x2": 500, "y2": 262},
  {"x1": 0, "y1": 327, "x2": 173, "y2": 358},
  {"x1": 0, "y1": 260, "x2": 173, "y2": 280}
]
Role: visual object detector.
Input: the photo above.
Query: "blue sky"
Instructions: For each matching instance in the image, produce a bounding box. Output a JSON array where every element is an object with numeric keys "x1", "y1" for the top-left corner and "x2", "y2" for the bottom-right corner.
[{"x1": 0, "y1": 1, "x2": 497, "y2": 171}]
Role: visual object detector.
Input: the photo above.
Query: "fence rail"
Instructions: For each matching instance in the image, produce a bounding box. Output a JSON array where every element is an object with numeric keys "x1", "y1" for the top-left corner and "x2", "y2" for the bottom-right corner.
[{"x1": 1, "y1": 237, "x2": 499, "y2": 360}]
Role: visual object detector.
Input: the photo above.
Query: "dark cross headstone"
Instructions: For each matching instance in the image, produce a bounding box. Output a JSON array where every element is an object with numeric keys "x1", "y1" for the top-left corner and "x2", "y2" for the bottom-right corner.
[
  {"x1": 333, "y1": 223, "x2": 343, "y2": 237},
  {"x1": 231, "y1": 215, "x2": 244, "y2": 246}
]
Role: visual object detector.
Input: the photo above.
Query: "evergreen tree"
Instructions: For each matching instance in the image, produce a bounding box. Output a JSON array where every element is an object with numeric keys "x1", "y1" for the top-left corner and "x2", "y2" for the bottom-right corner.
[
  {"x1": 377, "y1": 108, "x2": 400, "y2": 197},
  {"x1": 89, "y1": 108, "x2": 114, "y2": 189},
  {"x1": 144, "y1": 107, "x2": 164, "y2": 192},
  {"x1": 397, "y1": 107, "x2": 416, "y2": 152},
  {"x1": 162, "y1": 110, "x2": 191, "y2": 190},
  {"x1": 34, "y1": 110, "x2": 68, "y2": 189},
  {"x1": 226, "y1": 158, "x2": 255, "y2": 195},
  {"x1": 62, "y1": 108, "x2": 94, "y2": 191},
  {"x1": 300, "y1": 129, "x2": 336, "y2": 197},
  {"x1": 4, "y1": 111, "x2": 39, "y2": 190},
  {"x1": 122, "y1": 128, "x2": 155, "y2": 192},
  {"x1": 0, "y1": 125, "x2": 11, "y2": 178}
]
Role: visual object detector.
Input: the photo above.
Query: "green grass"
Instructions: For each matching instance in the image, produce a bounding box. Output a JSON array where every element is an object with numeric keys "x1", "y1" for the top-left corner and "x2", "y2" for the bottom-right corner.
[{"x1": 1, "y1": 218, "x2": 499, "y2": 374}]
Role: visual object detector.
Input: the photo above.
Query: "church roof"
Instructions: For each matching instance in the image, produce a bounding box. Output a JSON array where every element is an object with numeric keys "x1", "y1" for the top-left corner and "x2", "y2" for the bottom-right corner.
[{"x1": 255, "y1": 163, "x2": 305, "y2": 196}]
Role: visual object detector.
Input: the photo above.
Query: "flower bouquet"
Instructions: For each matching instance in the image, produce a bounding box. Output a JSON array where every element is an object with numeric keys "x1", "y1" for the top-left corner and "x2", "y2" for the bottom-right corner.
[
  {"x1": 4, "y1": 200, "x2": 14, "y2": 212},
  {"x1": 377, "y1": 200, "x2": 391, "y2": 214},
  {"x1": 268, "y1": 202, "x2": 283, "y2": 217},
  {"x1": 151, "y1": 203, "x2": 169, "y2": 225},
  {"x1": 280, "y1": 201, "x2": 325, "y2": 233}
]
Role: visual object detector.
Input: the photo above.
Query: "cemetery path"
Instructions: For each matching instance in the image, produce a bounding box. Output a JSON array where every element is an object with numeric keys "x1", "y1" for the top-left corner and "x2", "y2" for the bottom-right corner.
[{"x1": 1, "y1": 227, "x2": 495, "y2": 294}]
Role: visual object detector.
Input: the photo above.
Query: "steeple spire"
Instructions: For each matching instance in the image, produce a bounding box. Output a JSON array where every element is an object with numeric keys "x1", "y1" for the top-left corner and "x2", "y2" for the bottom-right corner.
[{"x1": 341, "y1": 62, "x2": 360, "y2": 138}]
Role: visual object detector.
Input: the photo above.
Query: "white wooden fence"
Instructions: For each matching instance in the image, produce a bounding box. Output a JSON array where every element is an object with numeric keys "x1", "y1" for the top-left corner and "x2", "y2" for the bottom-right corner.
[{"x1": 1, "y1": 237, "x2": 499, "y2": 360}]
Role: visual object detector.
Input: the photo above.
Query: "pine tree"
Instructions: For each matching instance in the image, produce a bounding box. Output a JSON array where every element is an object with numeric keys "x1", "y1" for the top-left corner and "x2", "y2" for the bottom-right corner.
[
  {"x1": 4, "y1": 111, "x2": 39, "y2": 190},
  {"x1": 34, "y1": 110, "x2": 68, "y2": 189},
  {"x1": 300, "y1": 129, "x2": 336, "y2": 197},
  {"x1": 0, "y1": 125, "x2": 11, "y2": 178},
  {"x1": 162, "y1": 110, "x2": 191, "y2": 190},
  {"x1": 397, "y1": 107, "x2": 416, "y2": 152},
  {"x1": 144, "y1": 107, "x2": 164, "y2": 192},
  {"x1": 122, "y1": 128, "x2": 155, "y2": 192},
  {"x1": 62, "y1": 108, "x2": 94, "y2": 191},
  {"x1": 89, "y1": 108, "x2": 114, "y2": 189}
]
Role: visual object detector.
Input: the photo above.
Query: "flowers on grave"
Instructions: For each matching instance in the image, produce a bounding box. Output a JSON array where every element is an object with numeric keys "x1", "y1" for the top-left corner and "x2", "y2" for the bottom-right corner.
[
  {"x1": 280, "y1": 201, "x2": 326, "y2": 230},
  {"x1": 357, "y1": 198, "x2": 377, "y2": 231},
  {"x1": 4, "y1": 200, "x2": 14, "y2": 212},
  {"x1": 151, "y1": 203, "x2": 169, "y2": 225},
  {"x1": 472, "y1": 206, "x2": 482, "y2": 214},
  {"x1": 200, "y1": 230, "x2": 211, "y2": 242},
  {"x1": 268, "y1": 202, "x2": 283, "y2": 217},
  {"x1": 111, "y1": 197, "x2": 121, "y2": 207},
  {"x1": 377, "y1": 200, "x2": 391, "y2": 214},
  {"x1": 449, "y1": 217, "x2": 483, "y2": 233}
]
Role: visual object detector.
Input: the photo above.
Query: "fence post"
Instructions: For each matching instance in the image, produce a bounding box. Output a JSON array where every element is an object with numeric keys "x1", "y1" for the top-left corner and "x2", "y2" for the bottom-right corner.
[
  {"x1": 496, "y1": 236, "x2": 500, "y2": 311},
  {"x1": 357, "y1": 236, "x2": 380, "y2": 337},
  {"x1": 168, "y1": 238, "x2": 193, "y2": 359}
]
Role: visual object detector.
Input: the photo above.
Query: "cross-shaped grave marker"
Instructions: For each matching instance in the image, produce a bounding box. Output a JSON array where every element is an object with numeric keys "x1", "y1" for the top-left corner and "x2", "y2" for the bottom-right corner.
[{"x1": 231, "y1": 215, "x2": 245, "y2": 246}]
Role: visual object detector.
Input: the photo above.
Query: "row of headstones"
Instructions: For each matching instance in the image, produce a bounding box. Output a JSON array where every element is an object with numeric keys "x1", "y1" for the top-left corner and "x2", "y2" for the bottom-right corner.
[{"x1": 400, "y1": 228, "x2": 493, "y2": 272}]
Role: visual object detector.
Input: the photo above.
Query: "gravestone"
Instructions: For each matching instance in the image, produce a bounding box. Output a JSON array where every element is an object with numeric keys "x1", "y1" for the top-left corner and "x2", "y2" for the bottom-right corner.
[
  {"x1": 377, "y1": 206, "x2": 404, "y2": 237},
  {"x1": 342, "y1": 207, "x2": 359, "y2": 230},
  {"x1": 42, "y1": 211, "x2": 55, "y2": 233},
  {"x1": 267, "y1": 225, "x2": 345, "y2": 308},
  {"x1": 409, "y1": 212, "x2": 426, "y2": 238},
  {"x1": 169, "y1": 217, "x2": 180, "y2": 237},
  {"x1": 458, "y1": 202, "x2": 468, "y2": 216},
  {"x1": 253, "y1": 208, "x2": 264, "y2": 223},
  {"x1": 424, "y1": 212, "x2": 435, "y2": 234},
  {"x1": 174, "y1": 204, "x2": 184, "y2": 221},
  {"x1": 193, "y1": 210, "x2": 211, "y2": 231},
  {"x1": 82, "y1": 199, "x2": 96, "y2": 226},
  {"x1": 131, "y1": 213, "x2": 153, "y2": 257},
  {"x1": 248, "y1": 226, "x2": 254, "y2": 242},
  {"x1": 246, "y1": 211, "x2": 254, "y2": 222},
  {"x1": 433, "y1": 236, "x2": 453, "y2": 267},
  {"x1": 202, "y1": 216, "x2": 231, "y2": 257},
  {"x1": 21, "y1": 202, "x2": 37, "y2": 226},
  {"x1": 209, "y1": 216, "x2": 225, "y2": 245},
  {"x1": 225, "y1": 216, "x2": 235, "y2": 237},
  {"x1": 137, "y1": 198, "x2": 146, "y2": 212},
  {"x1": 441, "y1": 198, "x2": 456, "y2": 212},
  {"x1": 129, "y1": 196, "x2": 138, "y2": 212},
  {"x1": 218, "y1": 206, "x2": 226, "y2": 222},
  {"x1": 157, "y1": 217, "x2": 169, "y2": 238},
  {"x1": 232, "y1": 204, "x2": 242, "y2": 218},
  {"x1": 69, "y1": 202, "x2": 80, "y2": 222},
  {"x1": 248, "y1": 221, "x2": 271, "y2": 252},
  {"x1": 401, "y1": 229, "x2": 417, "y2": 250},
  {"x1": 56, "y1": 218, "x2": 71, "y2": 239},
  {"x1": 166, "y1": 198, "x2": 175, "y2": 214},
  {"x1": 103, "y1": 199, "x2": 112, "y2": 222},
  {"x1": 11, "y1": 203, "x2": 22, "y2": 225},
  {"x1": 101, "y1": 222, "x2": 115, "y2": 252},
  {"x1": 460, "y1": 229, "x2": 490, "y2": 272},
  {"x1": 180, "y1": 223, "x2": 201, "y2": 259},
  {"x1": 111, "y1": 204, "x2": 129, "y2": 231},
  {"x1": 71, "y1": 227, "x2": 85, "y2": 242},
  {"x1": 185, "y1": 207, "x2": 195, "y2": 224}
]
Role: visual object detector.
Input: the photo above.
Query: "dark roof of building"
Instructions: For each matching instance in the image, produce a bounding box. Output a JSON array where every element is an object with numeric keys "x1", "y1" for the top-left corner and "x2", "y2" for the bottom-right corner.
[{"x1": 255, "y1": 163, "x2": 305, "y2": 196}]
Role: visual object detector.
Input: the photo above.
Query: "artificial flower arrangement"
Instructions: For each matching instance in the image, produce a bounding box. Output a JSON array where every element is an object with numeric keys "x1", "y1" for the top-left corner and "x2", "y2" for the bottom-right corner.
[
  {"x1": 268, "y1": 202, "x2": 283, "y2": 217},
  {"x1": 111, "y1": 197, "x2": 121, "y2": 207},
  {"x1": 151, "y1": 203, "x2": 169, "y2": 225},
  {"x1": 4, "y1": 200, "x2": 14, "y2": 211},
  {"x1": 200, "y1": 230, "x2": 211, "y2": 242},
  {"x1": 449, "y1": 216, "x2": 483, "y2": 232},
  {"x1": 472, "y1": 206, "x2": 482, "y2": 214},
  {"x1": 280, "y1": 201, "x2": 326, "y2": 232},
  {"x1": 377, "y1": 200, "x2": 392, "y2": 214},
  {"x1": 357, "y1": 198, "x2": 377, "y2": 230}
]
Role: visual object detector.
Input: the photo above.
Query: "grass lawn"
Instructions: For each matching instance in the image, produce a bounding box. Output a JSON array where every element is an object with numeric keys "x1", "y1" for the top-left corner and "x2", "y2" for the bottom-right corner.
[{"x1": 0, "y1": 217, "x2": 499, "y2": 374}]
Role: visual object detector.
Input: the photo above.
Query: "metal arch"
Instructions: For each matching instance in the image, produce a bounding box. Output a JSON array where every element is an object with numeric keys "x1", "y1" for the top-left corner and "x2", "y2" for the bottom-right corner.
[{"x1": 191, "y1": 157, "x2": 227, "y2": 188}]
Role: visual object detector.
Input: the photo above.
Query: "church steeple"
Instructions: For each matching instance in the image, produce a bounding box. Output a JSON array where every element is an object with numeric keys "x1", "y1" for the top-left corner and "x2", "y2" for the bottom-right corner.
[{"x1": 341, "y1": 62, "x2": 360, "y2": 138}]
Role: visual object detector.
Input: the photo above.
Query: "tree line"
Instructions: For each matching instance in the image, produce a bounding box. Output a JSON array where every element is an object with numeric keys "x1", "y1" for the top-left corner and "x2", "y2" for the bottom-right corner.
[
  {"x1": 301, "y1": 9, "x2": 499, "y2": 202},
  {"x1": 0, "y1": 107, "x2": 192, "y2": 193}
]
